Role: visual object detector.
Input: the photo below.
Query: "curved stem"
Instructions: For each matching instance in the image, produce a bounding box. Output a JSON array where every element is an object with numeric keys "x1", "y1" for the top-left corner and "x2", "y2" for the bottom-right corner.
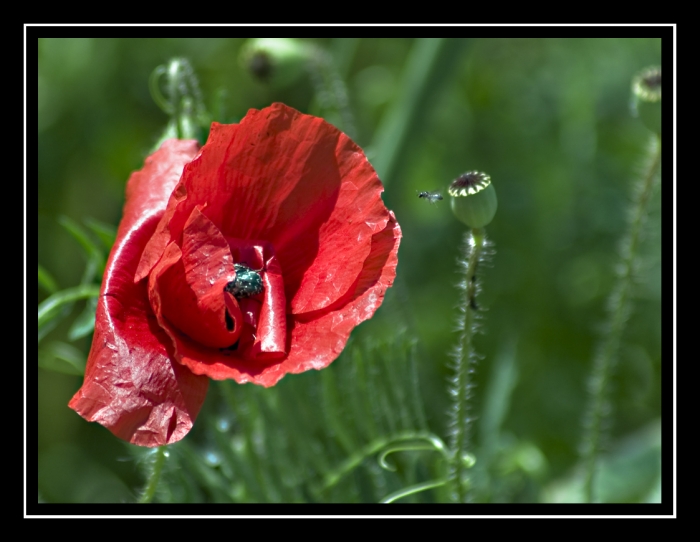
[
  {"x1": 316, "y1": 430, "x2": 448, "y2": 493},
  {"x1": 581, "y1": 135, "x2": 661, "y2": 502},
  {"x1": 148, "y1": 65, "x2": 173, "y2": 115},
  {"x1": 379, "y1": 443, "x2": 448, "y2": 472},
  {"x1": 380, "y1": 478, "x2": 448, "y2": 504},
  {"x1": 449, "y1": 227, "x2": 486, "y2": 503},
  {"x1": 138, "y1": 446, "x2": 167, "y2": 503}
]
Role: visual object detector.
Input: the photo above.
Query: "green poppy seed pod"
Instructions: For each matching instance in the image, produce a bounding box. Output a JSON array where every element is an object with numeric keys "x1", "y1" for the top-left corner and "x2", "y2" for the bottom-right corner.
[
  {"x1": 631, "y1": 66, "x2": 661, "y2": 136},
  {"x1": 240, "y1": 38, "x2": 312, "y2": 89},
  {"x1": 449, "y1": 171, "x2": 498, "y2": 228}
]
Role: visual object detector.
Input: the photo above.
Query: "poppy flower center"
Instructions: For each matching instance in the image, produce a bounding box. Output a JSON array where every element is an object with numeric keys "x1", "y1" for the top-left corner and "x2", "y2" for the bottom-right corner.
[{"x1": 149, "y1": 206, "x2": 287, "y2": 362}]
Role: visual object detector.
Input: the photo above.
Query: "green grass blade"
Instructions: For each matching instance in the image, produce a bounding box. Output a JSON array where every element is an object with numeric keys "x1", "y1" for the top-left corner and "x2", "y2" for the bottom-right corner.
[
  {"x1": 38, "y1": 265, "x2": 59, "y2": 294},
  {"x1": 38, "y1": 341, "x2": 86, "y2": 375},
  {"x1": 68, "y1": 295, "x2": 97, "y2": 340},
  {"x1": 58, "y1": 216, "x2": 106, "y2": 273},
  {"x1": 38, "y1": 285, "x2": 101, "y2": 330},
  {"x1": 83, "y1": 217, "x2": 116, "y2": 249}
]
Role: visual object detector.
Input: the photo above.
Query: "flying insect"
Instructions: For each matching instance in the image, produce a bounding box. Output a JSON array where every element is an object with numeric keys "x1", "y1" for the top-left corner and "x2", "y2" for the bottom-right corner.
[{"x1": 417, "y1": 191, "x2": 443, "y2": 204}]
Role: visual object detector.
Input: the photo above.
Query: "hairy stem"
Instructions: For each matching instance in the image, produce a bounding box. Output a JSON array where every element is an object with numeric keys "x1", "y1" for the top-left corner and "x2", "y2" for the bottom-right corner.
[
  {"x1": 581, "y1": 135, "x2": 661, "y2": 502},
  {"x1": 138, "y1": 446, "x2": 168, "y2": 503},
  {"x1": 449, "y1": 227, "x2": 486, "y2": 503}
]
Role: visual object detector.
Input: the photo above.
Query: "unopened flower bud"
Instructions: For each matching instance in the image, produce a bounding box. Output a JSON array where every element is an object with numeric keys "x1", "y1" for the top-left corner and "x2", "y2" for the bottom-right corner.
[
  {"x1": 449, "y1": 171, "x2": 498, "y2": 229},
  {"x1": 240, "y1": 38, "x2": 312, "y2": 88},
  {"x1": 631, "y1": 66, "x2": 661, "y2": 136}
]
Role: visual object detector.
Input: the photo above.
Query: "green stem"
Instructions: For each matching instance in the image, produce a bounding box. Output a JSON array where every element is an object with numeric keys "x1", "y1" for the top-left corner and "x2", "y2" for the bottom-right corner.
[
  {"x1": 150, "y1": 58, "x2": 207, "y2": 148},
  {"x1": 581, "y1": 135, "x2": 661, "y2": 503},
  {"x1": 138, "y1": 446, "x2": 167, "y2": 503},
  {"x1": 380, "y1": 478, "x2": 448, "y2": 504},
  {"x1": 316, "y1": 430, "x2": 448, "y2": 493},
  {"x1": 449, "y1": 227, "x2": 486, "y2": 503}
]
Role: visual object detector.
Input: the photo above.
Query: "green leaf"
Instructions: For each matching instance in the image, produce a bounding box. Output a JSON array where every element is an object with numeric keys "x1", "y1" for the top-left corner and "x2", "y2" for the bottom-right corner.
[
  {"x1": 84, "y1": 217, "x2": 116, "y2": 249},
  {"x1": 169, "y1": 329, "x2": 433, "y2": 503},
  {"x1": 38, "y1": 301, "x2": 72, "y2": 343},
  {"x1": 58, "y1": 216, "x2": 106, "y2": 273},
  {"x1": 38, "y1": 341, "x2": 86, "y2": 375},
  {"x1": 38, "y1": 285, "x2": 101, "y2": 341},
  {"x1": 38, "y1": 265, "x2": 59, "y2": 294},
  {"x1": 68, "y1": 295, "x2": 97, "y2": 340},
  {"x1": 80, "y1": 252, "x2": 101, "y2": 287}
]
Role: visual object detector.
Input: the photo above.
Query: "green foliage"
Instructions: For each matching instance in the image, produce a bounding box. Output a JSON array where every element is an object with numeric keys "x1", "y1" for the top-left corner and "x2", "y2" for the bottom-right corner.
[
  {"x1": 38, "y1": 341, "x2": 87, "y2": 376},
  {"x1": 370, "y1": 38, "x2": 467, "y2": 186},
  {"x1": 38, "y1": 216, "x2": 108, "y2": 347},
  {"x1": 143, "y1": 331, "x2": 444, "y2": 503},
  {"x1": 37, "y1": 37, "x2": 663, "y2": 505},
  {"x1": 545, "y1": 419, "x2": 660, "y2": 503},
  {"x1": 83, "y1": 218, "x2": 117, "y2": 250},
  {"x1": 38, "y1": 285, "x2": 100, "y2": 342},
  {"x1": 579, "y1": 134, "x2": 661, "y2": 502},
  {"x1": 38, "y1": 265, "x2": 59, "y2": 295},
  {"x1": 58, "y1": 216, "x2": 106, "y2": 275}
]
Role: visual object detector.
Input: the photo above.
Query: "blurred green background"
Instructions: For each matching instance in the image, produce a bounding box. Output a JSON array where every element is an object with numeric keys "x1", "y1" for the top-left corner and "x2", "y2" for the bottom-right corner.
[{"x1": 37, "y1": 37, "x2": 662, "y2": 504}]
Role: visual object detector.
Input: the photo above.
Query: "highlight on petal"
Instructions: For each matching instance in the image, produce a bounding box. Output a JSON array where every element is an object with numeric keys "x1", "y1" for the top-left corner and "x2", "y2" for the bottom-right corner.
[{"x1": 68, "y1": 139, "x2": 208, "y2": 446}]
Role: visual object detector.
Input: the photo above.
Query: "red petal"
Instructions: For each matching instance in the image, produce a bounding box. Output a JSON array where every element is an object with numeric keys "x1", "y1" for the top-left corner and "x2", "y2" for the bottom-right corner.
[
  {"x1": 136, "y1": 104, "x2": 390, "y2": 315},
  {"x1": 161, "y1": 239, "x2": 288, "y2": 382},
  {"x1": 149, "y1": 207, "x2": 242, "y2": 349},
  {"x1": 69, "y1": 139, "x2": 208, "y2": 447},
  {"x1": 280, "y1": 212, "x2": 401, "y2": 382},
  {"x1": 149, "y1": 240, "x2": 244, "y2": 350},
  {"x1": 132, "y1": 141, "x2": 201, "y2": 282},
  {"x1": 225, "y1": 238, "x2": 287, "y2": 360}
]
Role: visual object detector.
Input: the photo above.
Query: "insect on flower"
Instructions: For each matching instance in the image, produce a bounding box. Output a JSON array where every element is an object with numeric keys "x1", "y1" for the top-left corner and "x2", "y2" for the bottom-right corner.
[
  {"x1": 225, "y1": 263, "x2": 265, "y2": 299},
  {"x1": 418, "y1": 191, "x2": 444, "y2": 204}
]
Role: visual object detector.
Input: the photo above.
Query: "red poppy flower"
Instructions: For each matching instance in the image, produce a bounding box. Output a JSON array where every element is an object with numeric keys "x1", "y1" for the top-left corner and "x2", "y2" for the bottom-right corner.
[{"x1": 68, "y1": 103, "x2": 401, "y2": 447}]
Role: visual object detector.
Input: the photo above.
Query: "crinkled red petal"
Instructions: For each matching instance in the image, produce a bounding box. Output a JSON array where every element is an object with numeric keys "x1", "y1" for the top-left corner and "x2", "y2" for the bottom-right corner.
[
  {"x1": 137, "y1": 103, "x2": 390, "y2": 316},
  {"x1": 149, "y1": 207, "x2": 242, "y2": 349},
  {"x1": 68, "y1": 140, "x2": 209, "y2": 447},
  {"x1": 279, "y1": 212, "x2": 401, "y2": 382},
  {"x1": 158, "y1": 239, "x2": 288, "y2": 382}
]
